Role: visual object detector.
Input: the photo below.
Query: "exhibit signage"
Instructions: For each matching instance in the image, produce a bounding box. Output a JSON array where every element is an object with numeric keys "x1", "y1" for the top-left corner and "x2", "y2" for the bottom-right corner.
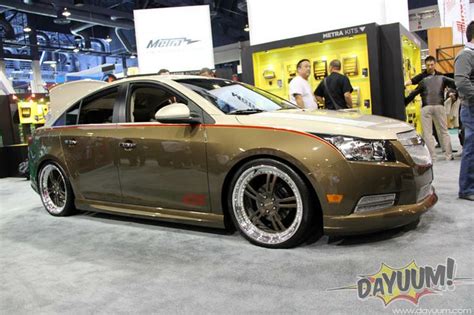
[
  {"x1": 133, "y1": 5, "x2": 214, "y2": 73},
  {"x1": 322, "y1": 26, "x2": 367, "y2": 39},
  {"x1": 438, "y1": 0, "x2": 472, "y2": 45}
]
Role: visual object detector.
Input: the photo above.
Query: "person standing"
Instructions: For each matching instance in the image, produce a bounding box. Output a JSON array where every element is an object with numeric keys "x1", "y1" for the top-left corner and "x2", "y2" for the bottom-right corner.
[
  {"x1": 405, "y1": 62, "x2": 456, "y2": 161},
  {"x1": 455, "y1": 21, "x2": 474, "y2": 201},
  {"x1": 406, "y1": 56, "x2": 445, "y2": 149},
  {"x1": 288, "y1": 59, "x2": 318, "y2": 109},
  {"x1": 405, "y1": 55, "x2": 441, "y2": 87},
  {"x1": 314, "y1": 59, "x2": 353, "y2": 109}
]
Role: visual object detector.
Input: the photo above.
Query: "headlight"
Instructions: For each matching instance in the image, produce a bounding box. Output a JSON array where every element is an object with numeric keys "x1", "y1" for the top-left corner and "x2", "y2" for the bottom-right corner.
[
  {"x1": 397, "y1": 130, "x2": 432, "y2": 166},
  {"x1": 321, "y1": 135, "x2": 390, "y2": 162}
]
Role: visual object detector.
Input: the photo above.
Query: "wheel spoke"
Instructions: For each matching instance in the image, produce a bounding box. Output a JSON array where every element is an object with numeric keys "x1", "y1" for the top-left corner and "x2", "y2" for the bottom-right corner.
[
  {"x1": 249, "y1": 210, "x2": 264, "y2": 225},
  {"x1": 245, "y1": 184, "x2": 260, "y2": 201},
  {"x1": 273, "y1": 213, "x2": 286, "y2": 231},
  {"x1": 49, "y1": 171, "x2": 58, "y2": 186},
  {"x1": 268, "y1": 174, "x2": 278, "y2": 194},
  {"x1": 244, "y1": 188, "x2": 259, "y2": 201},
  {"x1": 52, "y1": 193, "x2": 59, "y2": 206},
  {"x1": 278, "y1": 196, "x2": 296, "y2": 203},
  {"x1": 58, "y1": 191, "x2": 66, "y2": 199},
  {"x1": 269, "y1": 215, "x2": 283, "y2": 232},
  {"x1": 278, "y1": 203, "x2": 297, "y2": 209}
]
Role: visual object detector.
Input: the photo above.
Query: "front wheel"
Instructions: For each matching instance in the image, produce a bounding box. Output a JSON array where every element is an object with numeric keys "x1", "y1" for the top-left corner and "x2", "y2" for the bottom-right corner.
[
  {"x1": 229, "y1": 159, "x2": 317, "y2": 248},
  {"x1": 38, "y1": 163, "x2": 75, "y2": 216}
]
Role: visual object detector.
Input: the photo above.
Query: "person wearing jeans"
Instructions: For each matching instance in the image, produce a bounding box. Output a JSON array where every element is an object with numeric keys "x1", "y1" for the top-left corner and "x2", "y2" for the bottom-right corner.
[{"x1": 455, "y1": 21, "x2": 474, "y2": 201}]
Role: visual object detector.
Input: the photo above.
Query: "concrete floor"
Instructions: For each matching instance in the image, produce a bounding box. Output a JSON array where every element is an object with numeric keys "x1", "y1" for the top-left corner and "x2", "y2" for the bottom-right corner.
[{"x1": 1, "y1": 144, "x2": 473, "y2": 314}]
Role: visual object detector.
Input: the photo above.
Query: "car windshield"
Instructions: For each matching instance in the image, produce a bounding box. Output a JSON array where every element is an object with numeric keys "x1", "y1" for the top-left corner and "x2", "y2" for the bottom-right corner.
[{"x1": 176, "y1": 78, "x2": 297, "y2": 114}]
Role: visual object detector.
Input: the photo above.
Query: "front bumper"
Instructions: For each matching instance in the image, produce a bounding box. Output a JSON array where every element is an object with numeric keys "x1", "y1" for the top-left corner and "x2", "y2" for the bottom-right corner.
[{"x1": 323, "y1": 188, "x2": 437, "y2": 235}]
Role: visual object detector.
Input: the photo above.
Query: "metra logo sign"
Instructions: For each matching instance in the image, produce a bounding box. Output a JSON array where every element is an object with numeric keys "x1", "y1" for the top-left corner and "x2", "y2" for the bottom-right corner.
[
  {"x1": 146, "y1": 37, "x2": 200, "y2": 49},
  {"x1": 322, "y1": 26, "x2": 366, "y2": 39}
]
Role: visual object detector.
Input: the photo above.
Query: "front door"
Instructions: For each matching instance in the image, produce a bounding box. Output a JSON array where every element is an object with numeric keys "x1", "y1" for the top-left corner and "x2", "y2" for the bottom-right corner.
[
  {"x1": 116, "y1": 83, "x2": 210, "y2": 212},
  {"x1": 60, "y1": 86, "x2": 122, "y2": 203}
]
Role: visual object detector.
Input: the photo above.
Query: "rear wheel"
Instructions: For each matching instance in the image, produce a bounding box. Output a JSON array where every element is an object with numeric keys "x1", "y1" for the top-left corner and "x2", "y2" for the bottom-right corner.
[
  {"x1": 38, "y1": 163, "x2": 75, "y2": 216},
  {"x1": 229, "y1": 159, "x2": 316, "y2": 248}
]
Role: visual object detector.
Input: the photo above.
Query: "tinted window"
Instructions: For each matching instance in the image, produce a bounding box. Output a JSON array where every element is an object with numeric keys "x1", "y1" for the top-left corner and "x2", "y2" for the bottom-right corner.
[
  {"x1": 129, "y1": 85, "x2": 186, "y2": 122},
  {"x1": 53, "y1": 102, "x2": 80, "y2": 126},
  {"x1": 177, "y1": 79, "x2": 297, "y2": 114},
  {"x1": 78, "y1": 88, "x2": 118, "y2": 124}
]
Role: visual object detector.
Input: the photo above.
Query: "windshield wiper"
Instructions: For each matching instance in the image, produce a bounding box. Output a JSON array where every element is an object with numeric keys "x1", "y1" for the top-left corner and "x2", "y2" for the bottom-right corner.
[{"x1": 227, "y1": 109, "x2": 265, "y2": 115}]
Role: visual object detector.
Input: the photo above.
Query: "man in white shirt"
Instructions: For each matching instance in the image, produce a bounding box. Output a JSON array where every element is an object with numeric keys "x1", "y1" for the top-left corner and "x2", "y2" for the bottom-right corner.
[{"x1": 289, "y1": 59, "x2": 318, "y2": 109}]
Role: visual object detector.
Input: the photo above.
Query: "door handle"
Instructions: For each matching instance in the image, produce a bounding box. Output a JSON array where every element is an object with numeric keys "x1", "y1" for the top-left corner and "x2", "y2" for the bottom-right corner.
[
  {"x1": 120, "y1": 141, "x2": 137, "y2": 150},
  {"x1": 64, "y1": 139, "x2": 77, "y2": 146}
]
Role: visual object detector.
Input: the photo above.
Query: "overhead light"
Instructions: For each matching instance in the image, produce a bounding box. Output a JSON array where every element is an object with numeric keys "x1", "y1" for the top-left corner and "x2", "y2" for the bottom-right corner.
[
  {"x1": 105, "y1": 35, "x2": 112, "y2": 43},
  {"x1": 62, "y1": 7, "x2": 71, "y2": 17},
  {"x1": 23, "y1": 26, "x2": 31, "y2": 33},
  {"x1": 244, "y1": 24, "x2": 249, "y2": 32},
  {"x1": 130, "y1": 54, "x2": 136, "y2": 59}
]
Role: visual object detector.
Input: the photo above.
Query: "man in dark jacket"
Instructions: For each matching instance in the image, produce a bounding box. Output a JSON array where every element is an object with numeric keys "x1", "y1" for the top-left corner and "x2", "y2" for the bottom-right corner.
[
  {"x1": 455, "y1": 21, "x2": 474, "y2": 201},
  {"x1": 314, "y1": 59, "x2": 353, "y2": 109},
  {"x1": 405, "y1": 55, "x2": 441, "y2": 86},
  {"x1": 405, "y1": 64, "x2": 456, "y2": 161}
]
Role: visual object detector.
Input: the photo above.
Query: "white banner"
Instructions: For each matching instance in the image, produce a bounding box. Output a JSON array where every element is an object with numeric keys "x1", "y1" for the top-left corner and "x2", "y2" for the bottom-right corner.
[
  {"x1": 133, "y1": 5, "x2": 214, "y2": 73},
  {"x1": 247, "y1": 0, "x2": 409, "y2": 46},
  {"x1": 438, "y1": 0, "x2": 471, "y2": 44}
]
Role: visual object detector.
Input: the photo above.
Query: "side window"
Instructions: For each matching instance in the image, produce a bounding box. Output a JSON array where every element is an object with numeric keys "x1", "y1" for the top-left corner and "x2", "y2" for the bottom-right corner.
[
  {"x1": 79, "y1": 88, "x2": 118, "y2": 124},
  {"x1": 130, "y1": 85, "x2": 186, "y2": 122},
  {"x1": 53, "y1": 102, "x2": 80, "y2": 126}
]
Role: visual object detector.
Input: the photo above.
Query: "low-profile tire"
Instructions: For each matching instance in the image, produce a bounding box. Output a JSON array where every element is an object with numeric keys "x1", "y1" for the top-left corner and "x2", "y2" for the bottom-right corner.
[
  {"x1": 228, "y1": 158, "x2": 316, "y2": 248},
  {"x1": 38, "y1": 163, "x2": 75, "y2": 216}
]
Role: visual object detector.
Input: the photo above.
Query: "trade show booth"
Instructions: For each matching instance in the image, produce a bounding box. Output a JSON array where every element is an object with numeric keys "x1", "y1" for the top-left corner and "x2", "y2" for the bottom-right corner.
[
  {"x1": 0, "y1": 93, "x2": 48, "y2": 177},
  {"x1": 242, "y1": 23, "x2": 423, "y2": 128}
]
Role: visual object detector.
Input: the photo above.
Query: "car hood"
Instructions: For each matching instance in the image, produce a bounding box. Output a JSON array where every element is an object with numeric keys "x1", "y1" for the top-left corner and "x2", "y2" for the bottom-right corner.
[{"x1": 234, "y1": 109, "x2": 413, "y2": 140}]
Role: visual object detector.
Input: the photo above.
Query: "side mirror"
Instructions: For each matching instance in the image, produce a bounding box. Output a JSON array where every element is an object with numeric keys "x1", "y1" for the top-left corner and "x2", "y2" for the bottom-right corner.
[{"x1": 155, "y1": 103, "x2": 201, "y2": 124}]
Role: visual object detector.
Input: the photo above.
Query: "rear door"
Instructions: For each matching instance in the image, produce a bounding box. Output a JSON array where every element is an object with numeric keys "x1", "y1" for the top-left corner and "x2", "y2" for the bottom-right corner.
[
  {"x1": 60, "y1": 86, "x2": 123, "y2": 203},
  {"x1": 115, "y1": 82, "x2": 210, "y2": 212}
]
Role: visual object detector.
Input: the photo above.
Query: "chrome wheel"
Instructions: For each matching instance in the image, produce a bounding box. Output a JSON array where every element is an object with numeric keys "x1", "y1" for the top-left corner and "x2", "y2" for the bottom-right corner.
[
  {"x1": 39, "y1": 164, "x2": 67, "y2": 215},
  {"x1": 232, "y1": 165, "x2": 303, "y2": 245}
]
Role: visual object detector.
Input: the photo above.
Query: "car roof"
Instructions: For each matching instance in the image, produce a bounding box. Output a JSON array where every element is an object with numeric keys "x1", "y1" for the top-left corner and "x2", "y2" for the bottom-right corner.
[{"x1": 111, "y1": 74, "x2": 225, "y2": 84}]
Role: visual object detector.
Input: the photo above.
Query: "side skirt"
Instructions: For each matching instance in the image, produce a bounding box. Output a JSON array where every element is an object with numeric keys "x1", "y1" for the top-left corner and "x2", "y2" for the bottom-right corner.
[{"x1": 75, "y1": 199, "x2": 226, "y2": 229}]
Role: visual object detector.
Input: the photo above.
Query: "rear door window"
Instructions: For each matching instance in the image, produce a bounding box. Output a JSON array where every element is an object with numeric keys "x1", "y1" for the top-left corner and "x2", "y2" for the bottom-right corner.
[
  {"x1": 78, "y1": 87, "x2": 118, "y2": 124},
  {"x1": 53, "y1": 102, "x2": 80, "y2": 126}
]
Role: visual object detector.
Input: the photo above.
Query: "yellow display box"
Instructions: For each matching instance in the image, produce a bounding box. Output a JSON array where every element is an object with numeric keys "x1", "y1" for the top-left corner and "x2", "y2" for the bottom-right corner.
[
  {"x1": 402, "y1": 35, "x2": 422, "y2": 134},
  {"x1": 252, "y1": 34, "x2": 372, "y2": 115},
  {"x1": 18, "y1": 98, "x2": 49, "y2": 125}
]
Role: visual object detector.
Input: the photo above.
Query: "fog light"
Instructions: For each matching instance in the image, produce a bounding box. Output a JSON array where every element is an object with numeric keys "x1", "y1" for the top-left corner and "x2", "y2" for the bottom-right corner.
[{"x1": 355, "y1": 193, "x2": 396, "y2": 213}]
